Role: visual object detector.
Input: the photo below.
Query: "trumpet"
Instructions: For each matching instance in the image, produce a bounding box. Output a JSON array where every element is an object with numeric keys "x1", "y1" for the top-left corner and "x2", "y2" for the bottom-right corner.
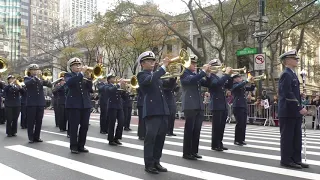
[
  {"x1": 115, "y1": 75, "x2": 139, "y2": 89},
  {"x1": 52, "y1": 71, "x2": 66, "y2": 85},
  {"x1": 41, "y1": 68, "x2": 53, "y2": 81},
  {"x1": 248, "y1": 73, "x2": 266, "y2": 82},
  {"x1": 209, "y1": 64, "x2": 226, "y2": 73},
  {"x1": 0, "y1": 58, "x2": 7, "y2": 73},
  {"x1": 160, "y1": 49, "x2": 191, "y2": 79},
  {"x1": 24, "y1": 69, "x2": 31, "y2": 77},
  {"x1": 15, "y1": 76, "x2": 25, "y2": 86},
  {"x1": 232, "y1": 67, "x2": 247, "y2": 74},
  {"x1": 86, "y1": 64, "x2": 105, "y2": 80}
]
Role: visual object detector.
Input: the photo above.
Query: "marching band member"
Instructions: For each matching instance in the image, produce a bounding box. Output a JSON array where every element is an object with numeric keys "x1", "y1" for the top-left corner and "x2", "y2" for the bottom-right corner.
[
  {"x1": 180, "y1": 55, "x2": 210, "y2": 160},
  {"x1": 206, "y1": 59, "x2": 232, "y2": 151},
  {"x1": 3, "y1": 75, "x2": 24, "y2": 137},
  {"x1": 137, "y1": 87, "x2": 145, "y2": 140},
  {"x1": 137, "y1": 51, "x2": 170, "y2": 174},
  {"x1": 97, "y1": 76, "x2": 109, "y2": 134},
  {"x1": 278, "y1": 50, "x2": 309, "y2": 168},
  {"x1": 106, "y1": 74, "x2": 126, "y2": 145},
  {"x1": 231, "y1": 74, "x2": 255, "y2": 146},
  {"x1": 162, "y1": 77, "x2": 178, "y2": 136},
  {"x1": 52, "y1": 84, "x2": 59, "y2": 127},
  {"x1": 64, "y1": 58, "x2": 93, "y2": 154},
  {"x1": 123, "y1": 86, "x2": 134, "y2": 131},
  {"x1": 20, "y1": 83, "x2": 27, "y2": 129},
  {"x1": 0, "y1": 80, "x2": 6, "y2": 124},
  {"x1": 52, "y1": 78, "x2": 67, "y2": 132},
  {"x1": 24, "y1": 64, "x2": 52, "y2": 143}
]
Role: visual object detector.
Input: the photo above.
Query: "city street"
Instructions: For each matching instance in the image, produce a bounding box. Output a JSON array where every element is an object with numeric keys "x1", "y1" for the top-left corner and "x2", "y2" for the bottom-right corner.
[{"x1": 0, "y1": 111, "x2": 320, "y2": 180}]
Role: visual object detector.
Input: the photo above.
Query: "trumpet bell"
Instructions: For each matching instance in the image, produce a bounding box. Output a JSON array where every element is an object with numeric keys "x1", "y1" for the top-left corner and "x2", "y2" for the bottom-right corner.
[
  {"x1": 42, "y1": 68, "x2": 52, "y2": 81},
  {"x1": 87, "y1": 64, "x2": 105, "y2": 79},
  {"x1": 169, "y1": 49, "x2": 191, "y2": 68},
  {"x1": 16, "y1": 76, "x2": 25, "y2": 86},
  {"x1": 115, "y1": 76, "x2": 139, "y2": 89}
]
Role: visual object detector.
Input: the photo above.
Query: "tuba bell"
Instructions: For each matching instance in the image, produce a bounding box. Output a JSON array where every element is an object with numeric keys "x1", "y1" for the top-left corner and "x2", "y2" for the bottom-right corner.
[
  {"x1": 161, "y1": 49, "x2": 191, "y2": 79},
  {"x1": 0, "y1": 57, "x2": 7, "y2": 73}
]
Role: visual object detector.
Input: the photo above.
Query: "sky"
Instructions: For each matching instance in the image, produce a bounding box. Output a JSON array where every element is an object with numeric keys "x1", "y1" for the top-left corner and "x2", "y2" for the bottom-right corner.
[{"x1": 97, "y1": 0, "x2": 193, "y2": 15}]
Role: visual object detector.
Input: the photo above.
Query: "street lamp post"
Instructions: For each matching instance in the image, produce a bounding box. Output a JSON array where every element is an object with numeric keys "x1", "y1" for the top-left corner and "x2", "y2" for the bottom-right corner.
[{"x1": 300, "y1": 69, "x2": 307, "y2": 163}]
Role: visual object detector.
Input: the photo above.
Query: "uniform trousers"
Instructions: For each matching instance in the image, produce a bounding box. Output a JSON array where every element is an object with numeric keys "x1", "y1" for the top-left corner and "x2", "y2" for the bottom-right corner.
[
  {"x1": 99, "y1": 105, "x2": 108, "y2": 133},
  {"x1": 279, "y1": 117, "x2": 302, "y2": 164},
  {"x1": 144, "y1": 115, "x2": 168, "y2": 168},
  {"x1": 53, "y1": 99, "x2": 59, "y2": 127},
  {"x1": 137, "y1": 106, "x2": 145, "y2": 138},
  {"x1": 167, "y1": 106, "x2": 176, "y2": 134},
  {"x1": 123, "y1": 106, "x2": 132, "y2": 129},
  {"x1": 58, "y1": 104, "x2": 67, "y2": 131},
  {"x1": 211, "y1": 110, "x2": 228, "y2": 148},
  {"x1": 107, "y1": 108, "x2": 124, "y2": 141},
  {"x1": 183, "y1": 110, "x2": 204, "y2": 155},
  {"x1": 233, "y1": 108, "x2": 247, "y2": 143},
  {"x1": 20, "y1": 103, "x2": 27, "y2": 128},
  {"x1": 5, "y1": 106, "x2": 20, "y2": 135},
  {"x1": 26, "y1": 106, "x2": 44, "y2": 141},
  {"x1": 0, "y1": 108, "x2": 6, "y2": 124},
  {"x1": 68, "y1": 108, "x2": 91, "y2": 150}
]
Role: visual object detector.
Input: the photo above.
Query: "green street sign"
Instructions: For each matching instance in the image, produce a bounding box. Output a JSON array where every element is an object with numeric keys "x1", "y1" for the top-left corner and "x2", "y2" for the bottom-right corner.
[{"x1": 236, "y1": 47, "x2": 258, "y2": 56}]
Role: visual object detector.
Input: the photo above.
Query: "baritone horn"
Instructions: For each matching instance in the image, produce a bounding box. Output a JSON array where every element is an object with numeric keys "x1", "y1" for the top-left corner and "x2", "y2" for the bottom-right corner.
[
  {"x1": 161, "y1": 49, "x2": 191, "y2": 79},
  {"x1": 0, "y1": 57, "x2": 7, "y2": 73}
]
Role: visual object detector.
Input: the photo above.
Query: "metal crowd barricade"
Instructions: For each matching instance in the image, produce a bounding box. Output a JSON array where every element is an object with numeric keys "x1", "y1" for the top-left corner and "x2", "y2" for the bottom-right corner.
[
  {"x1": 226, "y1": 104, "x2": 233, "y2": 123},
  {"x1": 204, "y1": 103, "x2": 212, "y2": 121},
  {"x1": 246, "y1": 104, "x2": 272, "y2": 126},
  {"x1": 303, "y1": 104, "x2": 318, "y2": 130},
  {"x1": 176, "y1": 102, "x2": 184, "y2": 120}
]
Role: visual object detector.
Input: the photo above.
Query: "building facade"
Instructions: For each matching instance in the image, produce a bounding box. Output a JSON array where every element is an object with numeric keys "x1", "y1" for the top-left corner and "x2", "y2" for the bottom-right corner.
[
  {"x1": 30, "y1": 0, "x2": 59, "y2": 56},
  {"x1": 60, "y1": 0, "x2": 97, "y2": 28}
]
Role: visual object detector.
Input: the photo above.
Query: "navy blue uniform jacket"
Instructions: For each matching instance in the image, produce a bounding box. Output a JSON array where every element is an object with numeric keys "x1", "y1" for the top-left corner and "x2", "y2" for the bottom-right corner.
[
  {"x1": 208, "y1": 74, "x2": 231, "y2": 111},
  {"x1": 52, "y1": 83, "x2": 66, "y2": 105},
  {"x1": 24, "y1": 76, "x2": 52, "y2": 106},
  {"x1": 278, "y1": 67, "x2": 302, "y2": 117},
  {"x1": 180, "y1": 69, "x2": 209, "y2": 111},
  {"x1": 162, "y1": 78, "x2": 177, "y2": 108},
  {"x1": 3, "y1": 85, "x2": 24, "y2": 107},
  {"x1": 106, "y1": 84, "x2": 123, "y2": 109},
  {"x1": 64, "y1": 72, "x2": 93, "y2": 109},
  {"x1": 137, "y1": 68, "x2": 169, "y2": 119},
  {"x1": 97, "y1": 82, "x2": 109, "y2": 106},
  {"x1": 231, "y1": 81, "x2": 255, "y2": 109},
  {"x1": 136, "y1": 88, "x2": 144, "y2": 107}
]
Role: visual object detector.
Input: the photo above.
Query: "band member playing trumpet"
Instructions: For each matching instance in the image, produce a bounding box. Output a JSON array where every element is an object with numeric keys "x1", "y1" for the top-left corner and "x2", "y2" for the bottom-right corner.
[
  {"x1": 52, "y1": 78, "x2": 68, "y2": 132},
  {"x1": 207, "y1": 59, "x2": 232, "y2": 151},
  {"x1": 123, "y1": 85, "x2": 134, "y2": 131},
  {"x1": 97, "y1": 76, "x2": 109, "y2": 134},
  {"x1": 137, "y1": 87, "x2": 145, "y2": 140},
  {"x1": 24, "y1": 64, "x2": 52, "y2": 143},
  {"x1": 3, "y1": 75, "x2": 24, "y2": 137},
  {"x1": 20, "y1": 81, "x2": 27, "y2": 129},
  {"x1": 106, "y1": 73, "x2": 126, "y2": 146},
  {"x1": 137, "y1": 51, "x2": 170, "y2": 174},
  {"x1": 231, "y1": 74, "x2": 255, "y2": 146},
  {"x1": 180, "y1": 55, "x2": 210, "y2": 160},
  {"x1": 64, "y1": 58, "x2": 93, "y2": 154}
]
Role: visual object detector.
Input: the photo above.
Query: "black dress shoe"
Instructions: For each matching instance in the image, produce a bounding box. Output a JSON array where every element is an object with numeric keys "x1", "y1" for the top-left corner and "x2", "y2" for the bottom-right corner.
[
  {"x1": 296, "y1": 162, "x2": 309, "y2": 168},
  {"x1": 166, "y1": 133, "x2": 172, "y2": 136},
  {"x1": 78, "y1": 148, "x2": 89, "y2": 153},
  {"x1": 212, "y1": 147, "x2": 223, "y2": 151},
  {"x1": 29, "y1": 140, "x2": 34, "y2": 143},
  {"x1": 221, "y1": 146, "x2": 228, "y2": 150},
  {"x1": 109, "y1": 141, "x2": 118, "y2": 146},
  {"x1": 67, "y1": 135, "x2": 70, "y2": 138},
  {"x1": 100, "y1": 131, "x2": 107, "y2": 134},
  {"x1": 280, "y1": 162, "x2": 302, "y2": 169},
  {"x1": 155, "y1": 163, "x2": 167, "y2": 172},
  {"x1": 34, "y1": 139, "x2": 43, "y2": 142},
  {"x1": 21, "y1": 127, "x2": 26, "y2": 129},
  {"x1": 192, "y1": 153, "x2": 202, "y2": 158},
  {"x1": 171, "y1": 133, "x2": 177, "y2": 136},
  {"x1": 71, "y1": 149, "x2": 79, "y2": 154},
  {"x1": 234, "y1": 142, "x2": 243, "y2": 146},
  {"x1": 7, "y1": 134, "x2": 12, "y2": 137},
  {"x1": 145, "y1": 167, "x2": 159, "y2": 174},
  {"x1": 182, "y1": 154, "x2": 197, "y2": 160},
  {"x1": 241, "y1": 141, "x2": 247, "y2": 145},
  {"x1": 12, "y1": 134, "x2": 17, "y2": 137},
  {"x1": 123, "y1": 128, "x2": 130, "y2": 131},
  {"x1": 114, "y1": 139, "x2": 122, "y2": 145},
  {"x1": 138, "y1": 137, "x2": 145, "y2": 140}
]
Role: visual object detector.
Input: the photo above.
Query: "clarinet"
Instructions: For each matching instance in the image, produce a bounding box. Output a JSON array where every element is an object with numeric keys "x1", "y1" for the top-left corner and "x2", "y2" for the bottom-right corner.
[{"x1": 300, "y1": 70, "x2": 307, "y2": 163}]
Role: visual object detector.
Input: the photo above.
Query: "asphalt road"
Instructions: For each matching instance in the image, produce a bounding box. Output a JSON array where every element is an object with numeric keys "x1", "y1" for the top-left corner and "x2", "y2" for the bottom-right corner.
[{"x1": 0, "y1": 110, "x2": 320, "y2": 180}]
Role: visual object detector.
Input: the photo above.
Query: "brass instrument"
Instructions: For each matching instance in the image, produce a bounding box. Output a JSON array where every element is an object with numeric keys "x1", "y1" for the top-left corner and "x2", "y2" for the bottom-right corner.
[
  {"x1": 52, "y1": 71, "x2": 66, "y2": 85},
  {"x1": 232, "y1": 67, "x2": 247, "y2": 74},
  {"x1": 0, "y1": 57, "x2": 7, "y2": 73},
  {"x1": 161, "y1": 49, "x2": 191, "y2": 79},
  {"x1": 115, "y1": 75, "x2": 139, "y2": 89},
  {"x1": 24, "y1": 69, "x2": 31, "y2": 77},
  {"x1": 16, "y1": 76, "x2": 25, "y2": 86},
  {"x1": 252, "y1": 73, "x2": 266, "y2": 81},
  {"x1": 41, "y1": 68, "x2": 53, "y2": 81},
  {"x1": 209, "y1": 64, "x2": 226, "y2": 73},
  {"x1": 86, "y1": 64, "x2": 105, "y2": 80}
]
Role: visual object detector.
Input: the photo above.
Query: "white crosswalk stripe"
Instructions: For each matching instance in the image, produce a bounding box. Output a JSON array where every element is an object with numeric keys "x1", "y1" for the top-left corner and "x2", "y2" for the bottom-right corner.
[{"x1": 2, "y1": 119, "x2": 320, "y2": 180}]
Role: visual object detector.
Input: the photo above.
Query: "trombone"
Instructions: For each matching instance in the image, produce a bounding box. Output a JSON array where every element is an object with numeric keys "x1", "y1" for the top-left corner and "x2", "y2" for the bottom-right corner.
[{"x1": 160, "y1": 49, "x2": 191, "y2": 79}]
